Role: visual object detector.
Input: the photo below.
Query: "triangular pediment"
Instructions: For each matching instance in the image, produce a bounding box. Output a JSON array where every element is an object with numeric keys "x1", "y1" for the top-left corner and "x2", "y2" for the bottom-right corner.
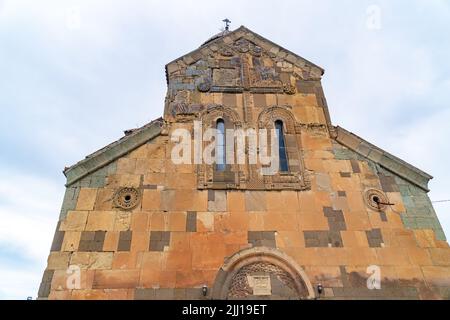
[{"x1": 165, "y1": 26, "x2": 324, "y2": 85}]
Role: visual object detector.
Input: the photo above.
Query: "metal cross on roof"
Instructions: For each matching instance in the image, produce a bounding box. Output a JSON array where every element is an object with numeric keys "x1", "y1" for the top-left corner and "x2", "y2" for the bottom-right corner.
[{"x1": 222, "y1": 18, "x2": 231, "y2": 31}]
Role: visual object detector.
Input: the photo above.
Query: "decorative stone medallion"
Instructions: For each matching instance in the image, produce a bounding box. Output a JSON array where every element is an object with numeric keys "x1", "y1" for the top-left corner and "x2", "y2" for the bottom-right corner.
[
  {"x1": 364, "y1": 188, "x2": 388, "y2": 211},
  {"x1": 113, "y1": 187, "x2": 141, "y2": 210},
  {"x1": 197, "y1": 81, "x2": 211, "y2": 93}
]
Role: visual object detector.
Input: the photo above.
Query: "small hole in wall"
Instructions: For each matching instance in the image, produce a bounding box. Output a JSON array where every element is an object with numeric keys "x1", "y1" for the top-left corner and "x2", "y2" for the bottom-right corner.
[{"x1": 124, "y1": 195, "x2": 131, "y2": 202}]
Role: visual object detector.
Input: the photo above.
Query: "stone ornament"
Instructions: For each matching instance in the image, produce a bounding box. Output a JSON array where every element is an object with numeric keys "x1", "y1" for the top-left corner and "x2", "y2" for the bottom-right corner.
[
  {"x1": 283, "y1": 83, "x2": 297, "y2": 95},
  {"x1": 197, "y1": 81, "x2": 211, "y2": 93},
  {"x1": 364, "y1": 188, "x2": 388, "y2": 211},
  {"x1": 113, "y1": 187, "x2": 141, "y2": 210}
]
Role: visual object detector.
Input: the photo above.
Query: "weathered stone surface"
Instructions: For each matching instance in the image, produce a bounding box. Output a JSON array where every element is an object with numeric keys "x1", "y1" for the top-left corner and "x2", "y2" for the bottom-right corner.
[{"x1": 40, "y1": 26, "x2": 450, "y2": 301}]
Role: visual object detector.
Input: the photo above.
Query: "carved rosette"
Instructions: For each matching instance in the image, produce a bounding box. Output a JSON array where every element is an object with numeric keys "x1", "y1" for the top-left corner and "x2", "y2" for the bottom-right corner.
[
  {"x1": 364, "y1": 189, "x2": 388, "y2": 211},
  {"x1": 113, "y1": 187, "x2": 141, "y2": 210}
]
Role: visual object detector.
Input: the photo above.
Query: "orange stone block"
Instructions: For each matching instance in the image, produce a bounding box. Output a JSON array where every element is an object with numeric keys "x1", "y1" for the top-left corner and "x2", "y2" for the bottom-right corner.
[
  {"x1": 428, "y1": 248, "x2": 450, "y2": 266},
  {"x1": 298, "y1": 191, "x2": 317, "y2": 213},
  {"x1": 414, "y1": 230, "x2": 437, "y2": 248},
  {"x1": 264, "y1": 213, "x2": 298, "y2": 231},
  {"x1": 93, "y1": 269, "x2": 140, "y2": 289},
  {"x1": 112, "y1": 252, "x2": 139, "y2": 270},
  {"x1": 103, "y1": 231, "x2": 120, "y2": 251},
  {"x1": 341, "y1": 231, "x2": 369, "y2": 248},
  {"x1": 140, "y1": 268, "x2": 161, "y2": 288},
  {"x1": 346, "y1": 248, "x2": 379, "y2": 266},
  {"x1": 170, "y1": 232, "x2": 191, "y2": 251},
  {"x1": 304, "y1": 266, "x2": 343, "y2": 287},
  {"x1": 422, "y1": 266, "x2": 450, "y2": 287},
  {"x1": 344, "y1": 211, "x2": 371, "y2": 231},
  {"x1": 131, "y1": 212, "x2": 149, "y2": 232},
  {"x1": 60, "y1": 211, "x2": 89, "y2": 231},
  {"x1": 406, "y1": 247, "x2": 432, "y2": 266},
  {"x1": 248, "y1": 212, "x2": 265, "y2": 230},
  {"x1": 345, "y1": 191, "x2": 366, "y2": 213},
  {"x1": 85, "y1": 211, "x2": 116, "y2": 231},
  {"x1": 223, "y1": 231, "x2": 247, "y2": 245},
  {"x1": 276, "y1": 231, "x2": 305, "y2": 248},
  {"x1": 395, "y1": 266, "x2": 424, "y2": 281},
  {"x1": 175, "y1": 269, "x2": 205, "y2": 288},
  {"x1": 71, "y1": 289, "x2": 108, "y2": 300},
  {"x1": 104, "y1": 289, "x2": 129, "y2": 299},
  {"x1": 159, "y1": 270, "x2": 177, "y2": 287},
  {"x1": 227, "y1": 191, "x2": 246, "y2": 212},
  {"x1": 76, "y1": 188, "x2": 98, "y2": 211},
  {"x1": 130, "y1": 231, "x2": 150, "y2": 252},
  {"x1": 141, "y1": 189, "x2": 161, "y2": 211},
  {"x1": 61, "y1": 231, "x2": 81, "y2": 252},
  {"x1": 94, "y1": 188, "x2": 115, "y2": 211},
  {"x1": 168, "y1": 211, "x2": 187, "y2": 231},
  {"x1": 191, "y1": 238, "x2": 226, "y2": 270},
  {"x1": 148, "y1": 212, "x2": 166, "y2": 231},
  {"x1": 297, "y1": 212, "x2": 329, "y2": 230},
  {"x1": 164, "y1": 251, "x2": 192, "y2": 271},
  {"x1": 376, "y1": 247, "x2": 411, "y2": 266}
]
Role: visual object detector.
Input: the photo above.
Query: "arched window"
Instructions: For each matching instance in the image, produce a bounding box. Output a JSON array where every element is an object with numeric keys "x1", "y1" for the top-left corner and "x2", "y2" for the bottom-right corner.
[
  {"x1": 216, "y1": 119, "x2": 226, "y2": 171},
  {"x1": 275, "y1": 120, "x2": 289, "y2": 172}
]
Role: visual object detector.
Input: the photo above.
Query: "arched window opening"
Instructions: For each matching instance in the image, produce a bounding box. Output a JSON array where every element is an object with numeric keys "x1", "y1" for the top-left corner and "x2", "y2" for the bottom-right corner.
[
  {"x1": 275, "y1": 120, "x2": 289, "y2": 172},
  {"x1": 216, "y1": 119, "x2": 226, "y2": 171}
]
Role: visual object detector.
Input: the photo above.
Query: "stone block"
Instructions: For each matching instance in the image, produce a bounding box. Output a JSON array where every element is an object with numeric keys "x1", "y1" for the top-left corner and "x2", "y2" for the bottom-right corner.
[
  {"x1": 76, "y1": 188, "x2": 98, "y2": 211},
  {"x1": 131, "y1": 212, "x2": 149, "y2": 232},
  {"x1": 245, "y1": 191, "x2": 267, "y2": 211},
  {"x1": 227, "y1": 191, "x2": 246, "y2": 212},
  {"x1": 78, "y1": 231, "x2": 106, "y2": 252},
  {"x1": 114, "y1": 212, "x2": 131, "y2": 231},
  {"x1": 142, "y1": 189, "x2": 161, "y2": 211},
  {"x1": 92, "y1": 269, "x2": 140, "y2": 289},
  {"x1": 47, "y1": 252, "x2": 71, "y2": 270},
  {"x1": 208, "y1": 190, "x2": 227, "y2": 212},
  {"x1": 196, "y1": 212, "x2": 214, "y2": 232},
  {"x1": 118, "y1": 230, "x2": 132, "y2": 251},
  {"x1": 186, "y1": 211, "x2": 197, "y2": 232},
  {"x1": 60, "y1": 211, "x2": 89, "y2": 231},
  {"x1": 61, "y1": 231, "x2": 81, "y2": 252},
  {"x1": 100, "y1": 231, "x2": 118, "y2": 252},
  {"x1": 85, "y1": 211, "x2": 116, "y2": 231}
]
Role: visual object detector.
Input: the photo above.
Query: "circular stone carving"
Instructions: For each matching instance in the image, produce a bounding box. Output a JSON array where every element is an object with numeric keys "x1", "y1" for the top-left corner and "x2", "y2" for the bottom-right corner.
[
  {"x1": 113, "y1": 187, "x2": 141, "y2": 210},
  {"x1": 364, "y1": 189, "x2": 388, "y2": 211},
  {"x1": 197, "y1": 81, "x2": 211, "y2": 92}
]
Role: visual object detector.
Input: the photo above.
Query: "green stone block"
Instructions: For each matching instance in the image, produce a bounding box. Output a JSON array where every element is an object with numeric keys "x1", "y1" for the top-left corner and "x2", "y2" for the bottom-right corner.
[
  {"x1": 433, "y1": 228, "x2": 447, "y2": 241},
  {"x1": 401, "y1": 216, "x2": 417, "y2": 229}
]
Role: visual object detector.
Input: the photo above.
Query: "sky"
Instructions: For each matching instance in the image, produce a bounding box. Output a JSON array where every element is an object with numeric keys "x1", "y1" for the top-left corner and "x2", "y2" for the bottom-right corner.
[{"x1": 0, "y1": 0, "x2": 449, "y2": 299}]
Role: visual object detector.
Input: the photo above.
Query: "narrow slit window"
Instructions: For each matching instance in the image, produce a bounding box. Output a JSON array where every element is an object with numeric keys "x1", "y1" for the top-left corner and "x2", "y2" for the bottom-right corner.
[
  {"x1": 275, "y1": 120, "x2": 289, "y2": 172},
  {"x1": 216, "y1": 119, "x2": 226, "y2": 171}
]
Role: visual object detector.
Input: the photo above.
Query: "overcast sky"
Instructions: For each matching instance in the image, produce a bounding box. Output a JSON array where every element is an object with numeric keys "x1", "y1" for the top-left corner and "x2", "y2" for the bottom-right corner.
[{"x1": 0, "y1": 0, "x2": 449, "y2": 299}]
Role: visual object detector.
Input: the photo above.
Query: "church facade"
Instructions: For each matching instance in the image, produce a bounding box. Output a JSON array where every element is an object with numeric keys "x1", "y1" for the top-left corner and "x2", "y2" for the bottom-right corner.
[{"x1": 38, "y1": 26, "x2": 450, "y2": 300}]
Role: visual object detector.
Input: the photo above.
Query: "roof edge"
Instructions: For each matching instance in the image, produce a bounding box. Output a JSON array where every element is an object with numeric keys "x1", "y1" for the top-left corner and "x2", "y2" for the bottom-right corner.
[
  {"x1": 333, "y1": 126, "x2": 433, "y2": 192},
  {"x1": 64, "y1": 118, "x2": 163, "y2": 187}
]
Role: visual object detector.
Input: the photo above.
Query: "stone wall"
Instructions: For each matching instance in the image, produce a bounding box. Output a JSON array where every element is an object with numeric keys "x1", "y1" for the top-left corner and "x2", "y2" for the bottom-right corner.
[{"x1": 38, "y1": 27, "x2": 450, "y2": 300}]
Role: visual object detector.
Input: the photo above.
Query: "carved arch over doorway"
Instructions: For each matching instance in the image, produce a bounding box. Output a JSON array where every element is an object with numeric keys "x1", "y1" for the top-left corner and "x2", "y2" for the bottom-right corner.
[{"x1": 211, "y1": 247, "x2": 315, "y2": 300}]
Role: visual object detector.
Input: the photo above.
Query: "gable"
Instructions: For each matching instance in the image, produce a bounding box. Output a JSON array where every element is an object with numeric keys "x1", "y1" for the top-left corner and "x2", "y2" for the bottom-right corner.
[{"x1": 165, "y1": 25, "x2": 324, "y2": 90}]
